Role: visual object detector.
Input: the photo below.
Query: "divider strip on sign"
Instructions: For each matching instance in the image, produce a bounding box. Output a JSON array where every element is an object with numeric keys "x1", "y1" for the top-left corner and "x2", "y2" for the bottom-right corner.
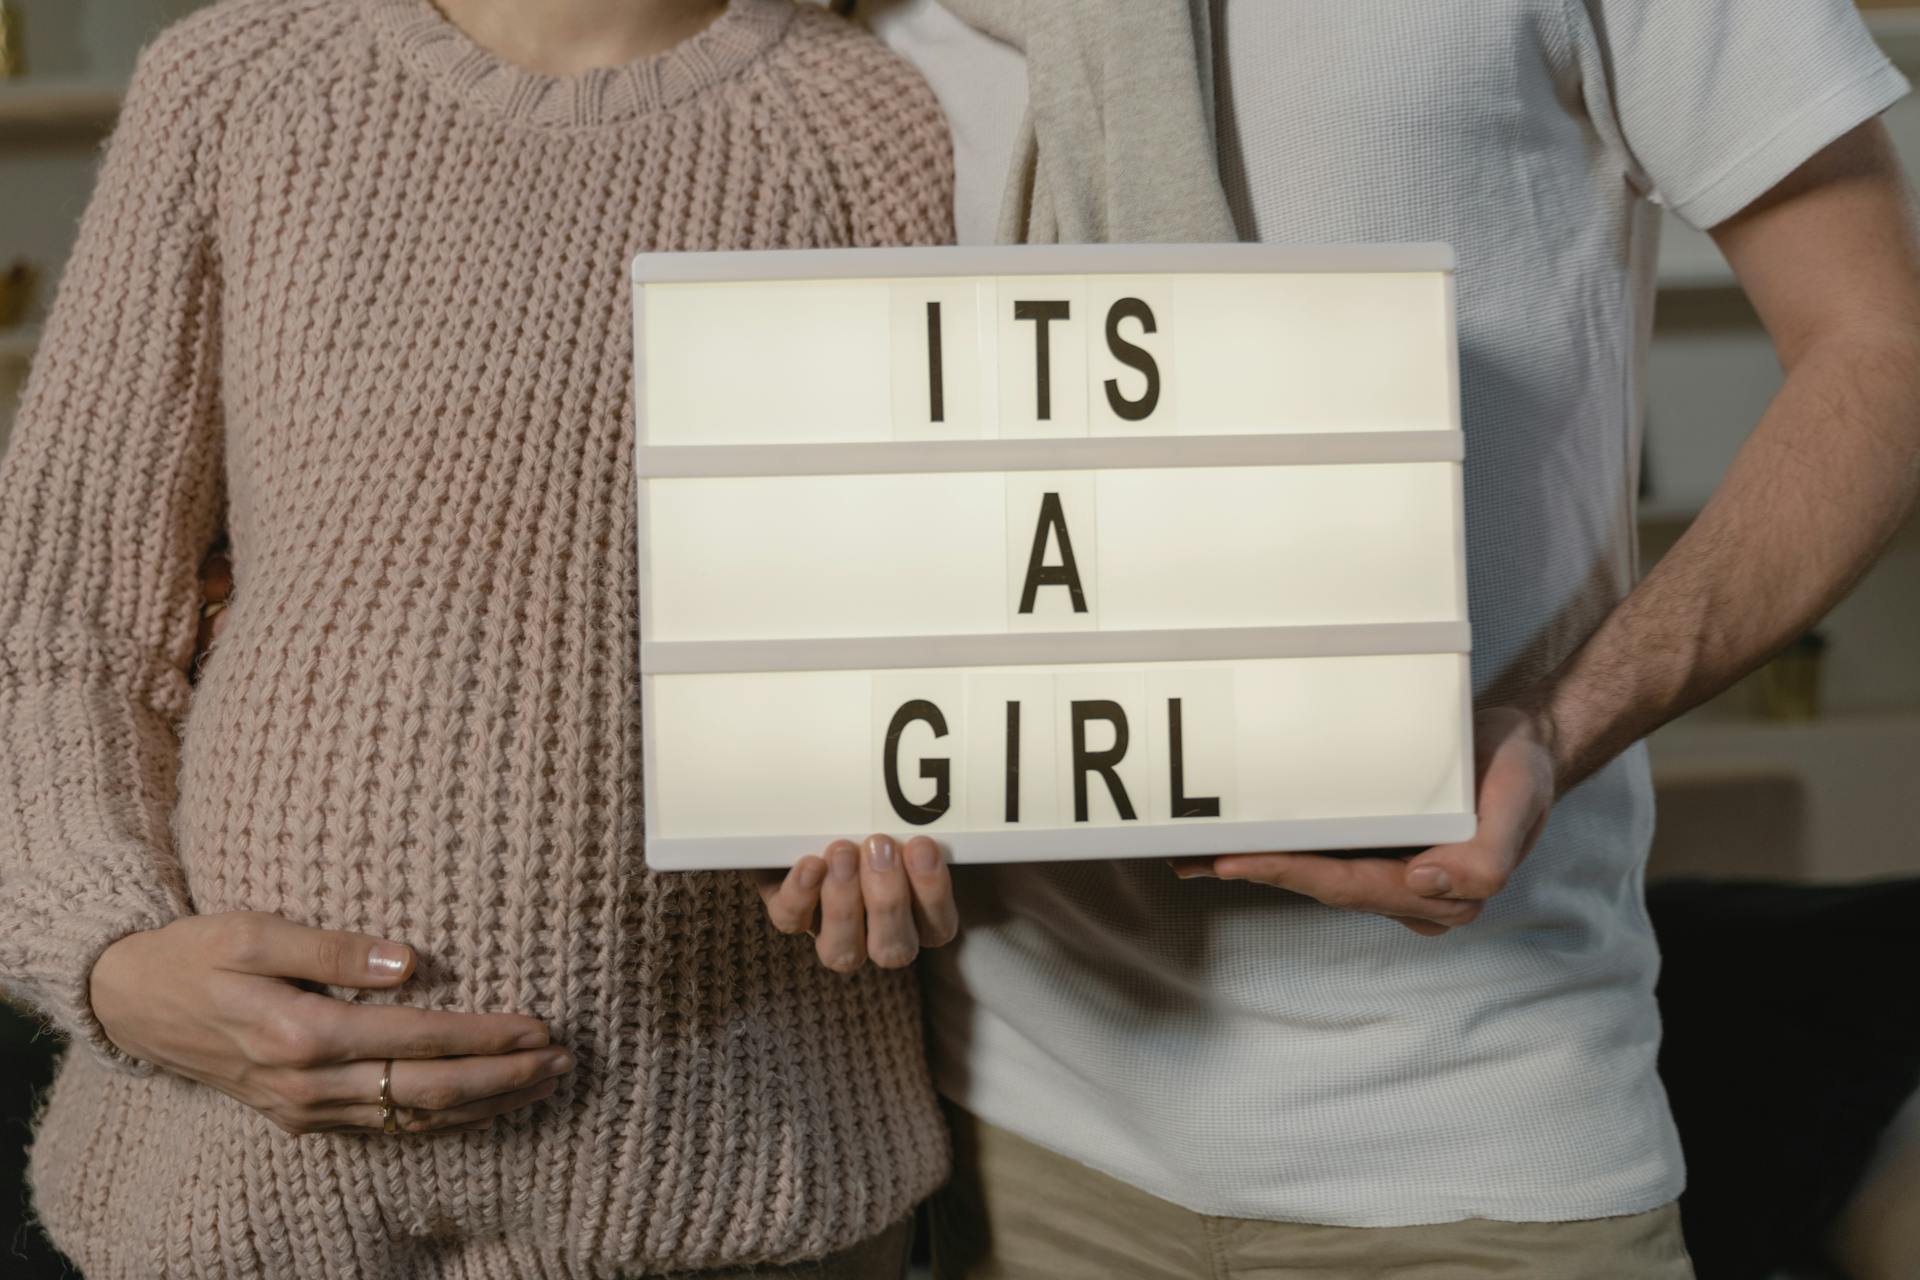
[
  {"x1": 646, "y1": 812, "x2": 1475, "y2": 871},
  {"x1": 629, "y1": 241, "x2": 1458, "y2": 284},
  {"x1": 642, "y1": 621, "x2": 1471, "y2": 675},
  {"x1": 635, "y1": 430, "x2": 1464, "y2": 480}
]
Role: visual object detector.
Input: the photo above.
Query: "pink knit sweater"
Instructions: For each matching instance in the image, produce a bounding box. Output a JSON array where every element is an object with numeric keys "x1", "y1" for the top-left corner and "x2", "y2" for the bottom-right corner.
[{"x1": 0, "y1": 1, "x2": 953, "y2": 1275}]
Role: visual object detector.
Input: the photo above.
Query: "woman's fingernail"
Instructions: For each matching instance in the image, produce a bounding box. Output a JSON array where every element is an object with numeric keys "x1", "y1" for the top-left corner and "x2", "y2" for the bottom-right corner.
[
  {"x1": 907, "y1": 839, "x2": 941, "y2": 875},
  {"x1": 516, "y1": 1026, "x2": 550, "y2": 1049},
  {"x1": 367, "y1": 943, "x2": 410, "y2": 976},
  {"x1": 829, "y1": 846, "x2": 860, "y2": 882},
  {"x1": 1411, "y1": 867, "x2": 1454, "y2": 895},
  {"x1": 867, "y1": 835, "x2": 897, "y2": 871},
  {"x1": 546, "y1": 1050, "x2": 574, "y2": 1074},
  {"x1": 798, "y1": 859, "x2": 827, "y2": 890}
]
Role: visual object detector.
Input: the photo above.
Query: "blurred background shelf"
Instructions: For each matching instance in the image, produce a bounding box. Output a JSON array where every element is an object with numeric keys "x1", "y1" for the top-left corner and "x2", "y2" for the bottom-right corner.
[
  {"x1": 1635, "y1": 499, "x2": 1702, "y2": 527},
  {"x1": 1866, "y1": 5, "x2": 1920, "y2": 65},
  {"x1": 1654, "y1": 706, "x2": 1920, "y2": 757},
  {"x1": 1649, "y1": 710, "x2": 1920, "y2": 884},
  {"x1": 0, "y1": 325, "x2": 41, "y2": 363},
  {"x1": 0, "y1": 79, "x2": 121, "y2": 134}
]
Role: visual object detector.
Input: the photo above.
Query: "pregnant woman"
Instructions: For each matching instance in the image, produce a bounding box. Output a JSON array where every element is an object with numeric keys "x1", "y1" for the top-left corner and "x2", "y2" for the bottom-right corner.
[{"x1": 0, "y1": 0, "x2": 958, "y2": 1275}]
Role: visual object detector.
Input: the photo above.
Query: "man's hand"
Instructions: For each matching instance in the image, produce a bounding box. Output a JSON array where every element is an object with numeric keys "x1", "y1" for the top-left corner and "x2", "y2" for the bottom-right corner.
[
  {"x1": 1174, "y1": 709, "x2": 1556, "y2": 936},
  {"x1": 755, "y1": 834, "x2": 960, "y2": 972}
]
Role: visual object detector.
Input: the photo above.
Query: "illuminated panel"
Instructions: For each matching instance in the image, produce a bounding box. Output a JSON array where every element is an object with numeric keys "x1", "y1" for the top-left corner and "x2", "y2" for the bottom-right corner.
[
  {"x1": 641, "y1": 261, "x2": 1457, "y2": 445},
  {"x1": 632, "y1": 244, "x2": 1474, "y2": 870},
  {"x1": 644, "y1": 463, "x2": 1463, "y2": 642},
  {"x1": 648, "y1": 655, "x2": 1472, "y2": 865}
]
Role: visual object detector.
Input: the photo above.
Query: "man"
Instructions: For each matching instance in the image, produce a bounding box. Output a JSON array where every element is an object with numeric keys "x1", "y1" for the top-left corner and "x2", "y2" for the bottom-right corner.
[{"x1": 842, "y1": 0, "x2": 1920, "y2": 1274}]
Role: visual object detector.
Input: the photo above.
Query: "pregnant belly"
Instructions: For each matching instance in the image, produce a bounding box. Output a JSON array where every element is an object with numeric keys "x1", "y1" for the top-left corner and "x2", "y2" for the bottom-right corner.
[{"x1": 171, "y1": 635, "x2": 624, "y2": 934}]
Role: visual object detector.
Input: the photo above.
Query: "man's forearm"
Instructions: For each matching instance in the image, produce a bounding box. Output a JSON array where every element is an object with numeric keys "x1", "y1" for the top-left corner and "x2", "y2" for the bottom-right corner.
[
  {"x1": 1523, "y1": 323, "x2": 1920, "y2": 792},
  {"x1": 1210, "y1": 124, "x2": 1920, "y2": 926}
]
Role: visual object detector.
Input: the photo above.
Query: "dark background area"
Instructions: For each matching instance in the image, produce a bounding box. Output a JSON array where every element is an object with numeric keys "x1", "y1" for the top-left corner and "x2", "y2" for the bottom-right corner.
[{"x1": 1, "y1": 1003, "x2": 73, "y2": 1279}]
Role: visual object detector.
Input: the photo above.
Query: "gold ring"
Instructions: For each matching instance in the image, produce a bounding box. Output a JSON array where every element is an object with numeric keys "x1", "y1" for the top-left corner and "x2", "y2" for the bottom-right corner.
[{"x1": 378, "y1": 1059, "x2": 398, "y2": 1135}]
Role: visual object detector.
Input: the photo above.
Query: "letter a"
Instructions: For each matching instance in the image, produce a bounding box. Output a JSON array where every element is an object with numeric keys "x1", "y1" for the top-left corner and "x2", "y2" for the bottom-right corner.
[{"x1": 1018, "y1": 492, "x2": 1088, "y2": 614}]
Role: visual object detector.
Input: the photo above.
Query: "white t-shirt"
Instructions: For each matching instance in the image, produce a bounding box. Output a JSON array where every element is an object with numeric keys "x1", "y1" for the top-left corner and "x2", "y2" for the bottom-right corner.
[{"x1": 856, "y1": 0, "x2": 1906, "y2": 1227}]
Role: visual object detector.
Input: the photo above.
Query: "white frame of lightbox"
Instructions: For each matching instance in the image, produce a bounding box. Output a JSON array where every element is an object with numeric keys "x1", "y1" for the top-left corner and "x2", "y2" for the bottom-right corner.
[{"x1": 632, "y1": 243, "x2": 1475, "y2": 869}]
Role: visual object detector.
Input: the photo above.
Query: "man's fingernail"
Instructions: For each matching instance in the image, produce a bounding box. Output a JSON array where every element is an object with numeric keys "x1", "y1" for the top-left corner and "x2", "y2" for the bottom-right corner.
[
  {"x1": 798, "y1": 859, "x2": 827, "y2": 890},
  {"x1": 907, "y1": 839, "x2": 941, "y2": 875},
  {"x1": 1411, "y1": 867, "x2": 1454, "y2": 895},
  {"x1": 367, "y1": 943, "x2": 410, "y2": 976},
  {"x1": 546, "y1": 1050, "x2": 575, "y2": 1074},
  {"x1": 830, "y1": 846, "x2": 860, "y2": 882},
  {"x1": 866, "y1": 835, "x2": 897, "y2": 871},
  {"x1": 517, "y1": 1026, "x2": 550, "y2": 1049}
]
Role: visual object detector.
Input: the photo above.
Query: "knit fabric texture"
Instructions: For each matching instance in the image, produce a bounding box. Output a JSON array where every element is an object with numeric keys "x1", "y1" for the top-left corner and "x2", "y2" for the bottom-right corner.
[{"x1": 0, "y1": 0, "x2": 954, "y2": 1275}]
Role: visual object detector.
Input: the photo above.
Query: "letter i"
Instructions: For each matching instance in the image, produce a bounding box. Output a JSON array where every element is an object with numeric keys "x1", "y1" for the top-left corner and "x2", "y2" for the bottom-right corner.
[
  {"x1": 926, "y1": 301, "x2": 945, "y2": 423},
  {"x1": 1004, "y1": 700, "x2": 1020, "y2": 822}
]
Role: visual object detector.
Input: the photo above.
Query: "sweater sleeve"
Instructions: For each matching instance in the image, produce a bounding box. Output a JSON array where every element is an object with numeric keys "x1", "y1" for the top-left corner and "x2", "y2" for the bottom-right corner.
[
  {"x1": 786, "y1": 9, "x2": 957, "y2": 248},
  {"x1": 0, "y1": 30, "x2": 229, "y2": 1071},
  {"x1": 845, "y1": 74, "x2": 955, "y2": 249}
]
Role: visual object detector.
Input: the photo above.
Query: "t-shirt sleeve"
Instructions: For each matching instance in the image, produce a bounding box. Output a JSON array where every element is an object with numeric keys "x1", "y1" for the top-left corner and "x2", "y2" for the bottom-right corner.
[{"x1": 1575, "y1": 0, "x2": 1910, "y2": 228}]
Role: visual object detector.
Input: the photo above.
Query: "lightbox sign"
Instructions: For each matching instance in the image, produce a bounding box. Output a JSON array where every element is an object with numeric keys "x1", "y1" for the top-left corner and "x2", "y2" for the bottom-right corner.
[{"x1": 632, "y1": 244, "x2": 1474, "y2": 870}]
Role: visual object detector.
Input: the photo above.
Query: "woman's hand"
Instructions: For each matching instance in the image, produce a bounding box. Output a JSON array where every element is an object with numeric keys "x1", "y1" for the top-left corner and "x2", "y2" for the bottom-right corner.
[
  {"x1": 754, "y1": 834, "x2": 959, "y2": 973},
  {"x1": 89, "y1": 912, "x2": 573, "y2": 1136}
]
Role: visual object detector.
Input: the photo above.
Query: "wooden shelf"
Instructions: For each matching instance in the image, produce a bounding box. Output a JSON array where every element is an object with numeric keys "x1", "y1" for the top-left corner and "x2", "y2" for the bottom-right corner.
[
  {"x1": 1654, "y1": 707, "x2": 1920, "y2": 747},
  {"x1": 0, "y1": 325, "x2": 41, "y2": 364},
  {"x1": 0, "y1": 79, "x2": 123, "y2": 134},
  {"x1": 1637, "y1": 499, "x2": 1702, "y2": 527},
  {"x1": 1652, "y1": 709, "x2": 1920, "y2": 792},
  {"x1": 1651, "y1": 709, "x2": 1920, "y2": 882}
]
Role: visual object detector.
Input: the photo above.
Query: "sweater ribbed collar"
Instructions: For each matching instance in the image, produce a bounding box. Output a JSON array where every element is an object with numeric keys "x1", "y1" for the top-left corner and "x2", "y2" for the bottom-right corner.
[{"x1": 361, "y1": 0, "x2": 795, "y2": 129}]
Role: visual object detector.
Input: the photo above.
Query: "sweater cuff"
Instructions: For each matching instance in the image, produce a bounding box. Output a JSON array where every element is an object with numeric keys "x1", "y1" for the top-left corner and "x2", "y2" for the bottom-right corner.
[{"x1": 16, "y1": 885, "x2": 178, "y2": 1074}]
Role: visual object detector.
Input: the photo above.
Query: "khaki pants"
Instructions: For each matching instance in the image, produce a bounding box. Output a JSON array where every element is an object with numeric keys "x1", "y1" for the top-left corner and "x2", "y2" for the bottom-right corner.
[
  {"x1": 666, "y1": 1218, "x2": 912, "y2": 1280},
  {"x1": 929, "y1": 1108, "x2": 1696, "y2": 1280}
]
